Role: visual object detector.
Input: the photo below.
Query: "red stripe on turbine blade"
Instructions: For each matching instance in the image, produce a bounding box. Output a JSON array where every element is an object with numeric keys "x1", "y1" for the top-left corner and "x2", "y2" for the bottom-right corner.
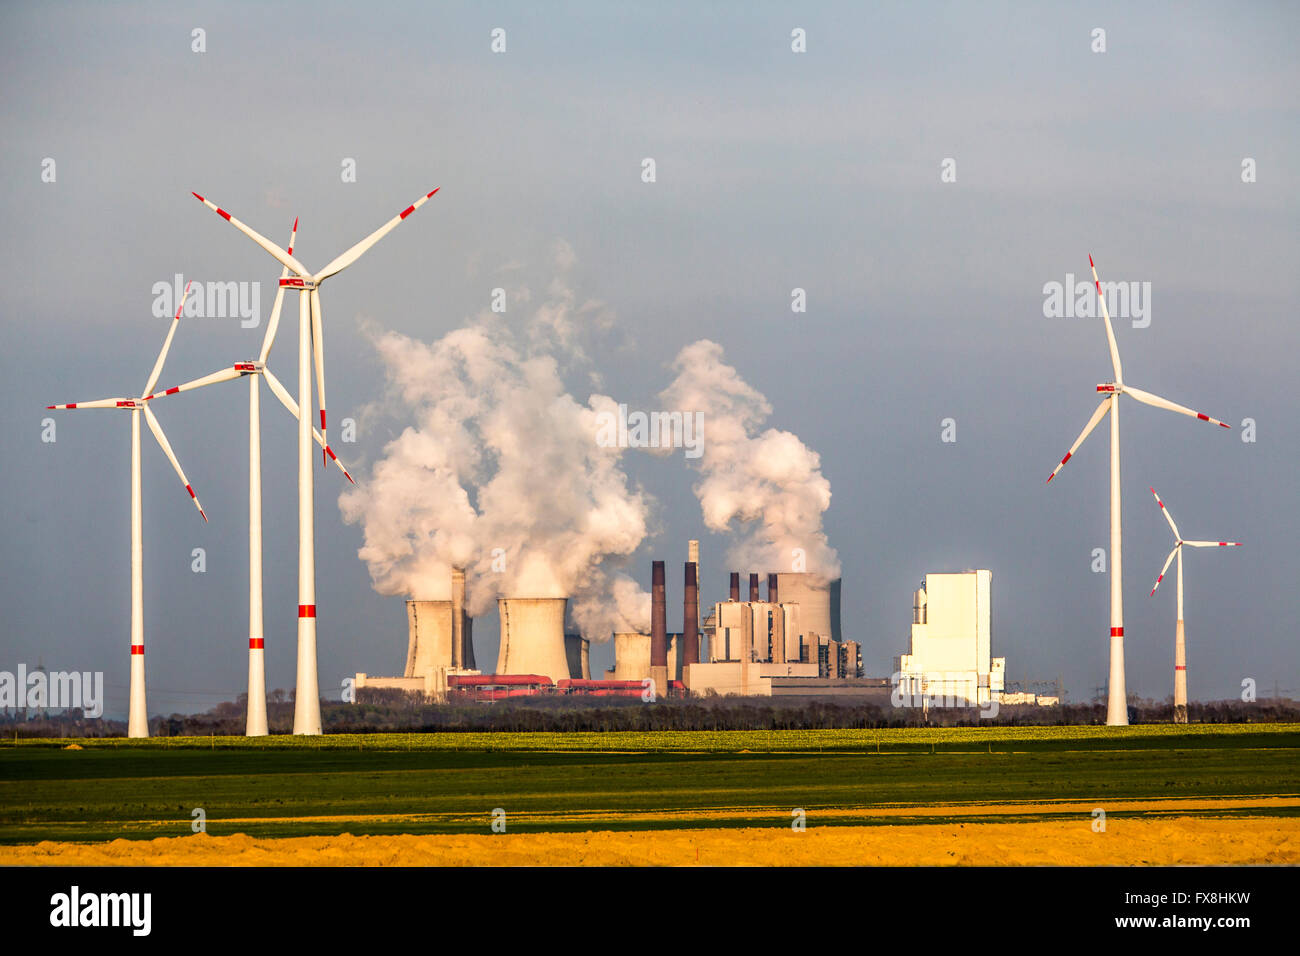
[
  {"x1": 1089, "y1": 254, "x2": 1094, "y2": 267},
  {"x1": 1197, "y1": 413, "x2": 1209, "y2": 421},
  {"x1": 399, "y1": 204, "x2": 416, "y2": 219},
  {"x1": 298, "y1": 605, "x2": 316, "y2": 618},
  {"x1": 320, "y1": 410, "x2": 326, "y2": 430},
  {"x1": 249, "y1": 638, "x2": 264, "y2": 649},
  {"x1": 217, "y1": 207, "x2": 232, "y2": 221},
  {"x1": 1110, "y1": 627, "x2": 1124, "y2": 637},
  {"x1": 192, "y1": 192, "x2": 204, "y2": 202},
  {"x1": 1219, "y1": 542, "x2": 1228, "y2": 546},
  {"x1": 130, "y1": 646, "x2": 144, "y2": 655},
  {"x1": 185, "y1": 484, "x2": 196, "y2": 499},
  {"x1": 67, "y1": 403, "x2": 76, "y2": 409},
  {"x1": 427, "y1": 188, "x2": 439, "y2": 198},
  {"x1": 1219, "y1": 421, "x2": 1231, "y2": 428},
  {"x1": 166, "y1": 386, "x2": 180, "y2": 395}
]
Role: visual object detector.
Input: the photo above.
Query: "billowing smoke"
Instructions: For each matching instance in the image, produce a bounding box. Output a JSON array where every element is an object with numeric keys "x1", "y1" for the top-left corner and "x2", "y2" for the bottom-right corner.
[
  {"x1": 339, "y1": 252, "x2": 651, "y2": 639},
  {"x1": 659, "y1": 340, "x2": 840, "y2": 581}
]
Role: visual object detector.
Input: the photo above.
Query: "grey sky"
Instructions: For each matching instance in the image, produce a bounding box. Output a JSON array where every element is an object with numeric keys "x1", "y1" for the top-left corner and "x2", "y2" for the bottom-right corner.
[{"x1": 2, "y1": 2, "x2": 1296, "y2": 717}]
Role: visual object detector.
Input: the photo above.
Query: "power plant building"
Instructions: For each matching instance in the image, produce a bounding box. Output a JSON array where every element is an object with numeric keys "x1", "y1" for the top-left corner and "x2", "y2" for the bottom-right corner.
[
  {"x1": 689, "y1": 571, "x2": 859, "y2": 696},
  {"x1": 895, "y1": 570, "x2": 1005, "y2": 706}
]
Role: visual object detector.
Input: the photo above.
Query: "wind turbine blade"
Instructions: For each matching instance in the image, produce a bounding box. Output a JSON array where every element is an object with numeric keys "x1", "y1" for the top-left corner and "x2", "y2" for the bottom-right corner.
[
  {"x1": 1089, "y1": 255, "x2": 1123, "y2": 385},
  {"x1": 313, "y1": 187, "x2": 439, "y2": 282},
  {"x1": 191, "y1": 192, "x2": 311, "y2": 277},
  {"x1": 142, "y1": 281, "x2": 194, "y2": 397},
  {"x1": 1149, "y1": 486, "x2": 1181, "y2": 540},
  {"x1": 142, "y1": 405, "x2": 207, "y2": 521},
  {"x1": 46, "y1": 397, "x2": 131, "y2": 410},
  {"x1": 1150, "y1": 544, "x2": 1180, "y2": 596},
  {"x1": 1182, "y1": 540, "x2": 1243, "y2": 548},
  {"x1": 1124, "y1": 385, "x2": 1231, "y2": 429},
  {"x1": 145, "y1": 363, "x2": 257, "y2": 400},
  {"x1": 310, "y1": 289, "x2": 328, "y2": 467},
  {"x1": 258, "y1": 217, "x2": 299, "y2": 364},
  {"x1": 263, "y1": 366, "x2": 354, "y2": 483},
  {"x1": 1046, "y1": 395, "x2": 1111, "y2": 483}
]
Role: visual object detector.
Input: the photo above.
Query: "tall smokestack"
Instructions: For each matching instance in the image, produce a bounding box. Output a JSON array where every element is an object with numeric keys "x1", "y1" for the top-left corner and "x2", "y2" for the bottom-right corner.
[
  {"x1": 767, "y1": 572, "x2": 778, "y2": 605},
  {"x1": 749, "y1": 573, "x2": 760, "y2": 603},
  {"x1": 729, "y1": 572, "x2": 740, "y2": 602},
  {"x1": 651, "y1": 561, "x2": 667, "y2": 667},
  {"x1": 451, "y1": 567, "x2": 466, "y2": 669},
  {"x1": 683, "y1": 562, "x2": 699, "y2": 666}
]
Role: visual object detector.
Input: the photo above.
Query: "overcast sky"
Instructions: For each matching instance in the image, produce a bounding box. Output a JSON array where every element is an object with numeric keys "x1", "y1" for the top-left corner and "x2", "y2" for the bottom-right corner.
[{"x1": 2, "y1": 1, "x2": 1296, "y2": 718}]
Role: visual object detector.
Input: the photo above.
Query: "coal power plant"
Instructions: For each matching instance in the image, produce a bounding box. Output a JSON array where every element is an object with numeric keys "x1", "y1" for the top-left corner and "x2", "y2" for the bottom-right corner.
[{"x1": 356, "y1": 538, "x2": 877, "y2": 701}]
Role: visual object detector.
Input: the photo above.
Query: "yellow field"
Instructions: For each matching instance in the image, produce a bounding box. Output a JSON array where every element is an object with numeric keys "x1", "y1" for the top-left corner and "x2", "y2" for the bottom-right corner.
[{"x1": 6, "y1": 801, "x2": 1298, "y2": 867}]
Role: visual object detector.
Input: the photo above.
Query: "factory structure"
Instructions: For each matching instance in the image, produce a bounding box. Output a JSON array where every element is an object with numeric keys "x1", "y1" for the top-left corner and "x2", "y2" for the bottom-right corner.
[
  {"x1": 894, "y1": 570, "x2": 1005, "y2": 707},
  {"x1": 356, "y1": 548, "x2": 1011, "y2": 705}
]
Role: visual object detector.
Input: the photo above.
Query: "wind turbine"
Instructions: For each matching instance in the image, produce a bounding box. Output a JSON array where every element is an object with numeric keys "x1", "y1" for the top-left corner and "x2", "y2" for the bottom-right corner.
[
  {"x1": 47, "y1": 283, "x2": 206, "y2": 737},
  {"x1": 191, "y1": 188, "x2": 439, "y2": 734},
  {"x1": 1148, "y1": 487, "x2": 1241, "y2": 724},
  {"x1": 1046, "y1": 255, "x2": 1230, "y2": 726},
  {"x1": 147, "y1": 220, "x2": 354, "y2": 736}
]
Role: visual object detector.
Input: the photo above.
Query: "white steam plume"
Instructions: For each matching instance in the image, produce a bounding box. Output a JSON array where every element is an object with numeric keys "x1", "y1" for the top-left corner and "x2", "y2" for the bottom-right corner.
[
  {"x1": 659, "y1": 340, "x2": 840, "y2": 581},
  {"x1": 339, "y1": 254, "x2": 651, "y2": 639}
]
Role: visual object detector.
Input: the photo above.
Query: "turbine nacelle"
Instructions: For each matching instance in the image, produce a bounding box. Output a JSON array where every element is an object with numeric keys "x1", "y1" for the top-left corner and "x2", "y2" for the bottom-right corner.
[{"x1": 279, "y1": 277, "x2": 319, "y2": 290}]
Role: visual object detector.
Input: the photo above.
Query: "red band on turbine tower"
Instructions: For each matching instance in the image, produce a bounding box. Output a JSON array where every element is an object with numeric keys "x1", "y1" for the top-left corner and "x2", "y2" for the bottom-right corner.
[
  {"x1": 1175, "y1": 665, "x2": 1186, "y2": 670},
  {"x1": 249, "y1": 638, "x2": 265, "y2": 649},
  {"x1": 1110, "y1": 627, "x2": 1124, "y2": 637},
  {"x1": 298, "y1": 605, "x2": 316, "y2": 618},
  {"x1": 130, "y1": 646, "x2": 144, "y2": 655}
]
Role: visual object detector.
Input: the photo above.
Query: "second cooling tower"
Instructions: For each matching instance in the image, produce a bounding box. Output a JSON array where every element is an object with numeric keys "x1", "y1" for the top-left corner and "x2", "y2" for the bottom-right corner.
[{"x1": 496, "y1": 597, "x2": 570, "y2": 684}]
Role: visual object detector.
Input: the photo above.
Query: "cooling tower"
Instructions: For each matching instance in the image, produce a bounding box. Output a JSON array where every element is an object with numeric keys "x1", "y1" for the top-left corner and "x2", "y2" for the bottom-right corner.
[
  {"x1": 496, "y1": 597, "x2": 569, "y2": 684},
  {"x1": 729, "y1": 572, "x2": 740, "y2": 602},
  {"x1": 564, "y1": 633, "x2": 591, "y2": 680},
  {"x1": 683, "y1": 562, "x2": 699, "y2": 666},
  {"x1": 767, "y1": 572, "x2": 778, "y2": 604},
  {"x1": 776, "y1": 573, "x2": 843, "y2": 644},
  {"x1": 614, "y1": 632, "x2": 652, "y2": 680},
  {"x1": 748, "y1": 573, "x2": 760, "y2": 602},
  {"x1": 405, "y1": 600, "x2": 454, "y2": 677}
]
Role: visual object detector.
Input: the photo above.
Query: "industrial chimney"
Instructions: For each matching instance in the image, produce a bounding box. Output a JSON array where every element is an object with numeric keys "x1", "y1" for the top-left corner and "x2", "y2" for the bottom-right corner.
[
  {"x1": 683, "y1": 561, "x2": 699, "y2": 667},
  {"x1": 749, "y1": 573, "x2": 760, "y2": 602},
  {"x1": 452, "y1": 567, "x2": 468, "y2": 669},
  {"x1": 767, "y1": 572, "x2": 779, "y2": 605},
  {"x1": 650, "y1": 560, "x2": 668, "y2": 691},
  {"x1": 729, "y1": 572, "x2": 740, "y2": 602}
]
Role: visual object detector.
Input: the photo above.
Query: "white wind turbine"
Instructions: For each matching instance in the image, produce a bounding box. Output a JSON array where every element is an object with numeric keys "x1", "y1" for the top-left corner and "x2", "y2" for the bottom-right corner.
[
  {"x1": 1046, "y1": 255, "x2": 1230, "y2": 726},
  {"x1": 47, "y1": 283, "x2": 206, "y2": 738},
  {"x1": 191, "y1": 188, "x2": 439, "y2": 734},
  {"x1": 1148, "y1": 486, "x2": 1241, "y2": 725},
  {"x1": 146, "y1": 219, "x2": 354, "y2": 736}
]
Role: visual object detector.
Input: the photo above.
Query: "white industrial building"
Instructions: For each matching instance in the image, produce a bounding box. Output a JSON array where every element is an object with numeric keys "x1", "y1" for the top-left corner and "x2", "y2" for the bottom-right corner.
[{"x1": 895, "y1": 570, "x2": 1004, "y2": 706}]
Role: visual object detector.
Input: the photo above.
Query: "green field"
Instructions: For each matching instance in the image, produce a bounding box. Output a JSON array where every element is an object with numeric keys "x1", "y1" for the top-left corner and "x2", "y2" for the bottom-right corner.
[{"x1": 2, "y1": 725, "x2": 1297, "y2": 844}]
